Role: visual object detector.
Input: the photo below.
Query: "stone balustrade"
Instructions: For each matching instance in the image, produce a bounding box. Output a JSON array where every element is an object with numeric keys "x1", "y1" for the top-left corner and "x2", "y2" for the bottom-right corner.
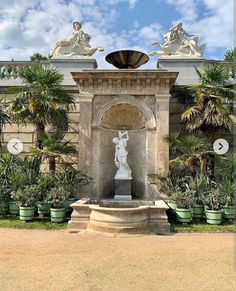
[
  {"x1": 0, "y1": 59, "x2": 235, "y2": 84},
  {"x1": 0, "y1": 61, "x2": 37, "y2": 79}
]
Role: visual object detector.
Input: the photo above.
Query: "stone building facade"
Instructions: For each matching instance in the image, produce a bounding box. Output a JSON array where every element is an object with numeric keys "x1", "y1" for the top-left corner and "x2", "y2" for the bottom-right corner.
[{"x1": 0, "y1": 57, "x2": 234, "y2": 199}]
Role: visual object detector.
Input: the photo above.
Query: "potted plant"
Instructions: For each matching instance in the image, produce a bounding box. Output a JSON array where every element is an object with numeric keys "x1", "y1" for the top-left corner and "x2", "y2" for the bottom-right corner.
[
  {"x1": 218, "y1": 180, "x2": 235, "y2": 221},
  {"x1": 8, "y1": 170, "x2": 28, "y2": 216},
  {"x1": 55, "y1": 167, "x2": 91, "y2": 215},
  {"x1": 11, "y1": 185, "x2": 38, "y2": 221},
  {"x1": 9, "y1": 200, "x2": 19, "y2": 216},
  {"x1": 148, "y1": 174, "x2": 184, "y2": 215},
  {"x1": 36, "y1": 174, "x2": 54, "y2": 216},
  {"x1": 187, "y1": 175, "x2": 209, "y2": 220},
  {"x1": 0, "y1": 153, "x2": 19, "y2": 215},
  {"x1": 203, "y1": 188, "x2": 223, "y2": 225},
  {"x1": 46, "y1": 186, "x2": 69, "y2": 223},
  {"x1": 175, "y1": 190, "x2": 193, "y2": 224},
  {"x1": 0, "y1": 183, "x2": 10, "y2": 215}
]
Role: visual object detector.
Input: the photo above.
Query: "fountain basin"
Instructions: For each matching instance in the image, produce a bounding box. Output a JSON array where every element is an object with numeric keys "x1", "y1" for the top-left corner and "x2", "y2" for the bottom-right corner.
[{"x1": 68, "y1": 199, "x2": 170, "y2": 235}]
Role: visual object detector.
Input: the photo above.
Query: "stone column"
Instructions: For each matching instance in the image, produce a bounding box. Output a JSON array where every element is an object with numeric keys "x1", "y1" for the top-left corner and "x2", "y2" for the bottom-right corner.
[
  {"x1": 156, "y1": 94, "x2": 171, "y2": 176},
  {"x1": 78, "y1": 93, "x2": 94, "y2": 195}
]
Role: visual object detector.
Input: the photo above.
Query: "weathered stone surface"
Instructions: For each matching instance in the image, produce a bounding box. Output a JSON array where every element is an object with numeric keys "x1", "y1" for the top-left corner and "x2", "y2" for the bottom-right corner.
[
  {"x1": 68, "y1": 199, "x2": 171, "y2": 235},
  {"x1": 114, "y1": 179, "x2": 132, "y2": 200},
  {"x1": 157, "y1": 57, "x2": 205, "y2": 85}
]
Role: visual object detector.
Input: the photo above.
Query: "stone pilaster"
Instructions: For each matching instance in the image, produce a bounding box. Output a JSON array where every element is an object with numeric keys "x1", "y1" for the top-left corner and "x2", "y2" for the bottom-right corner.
[
  {"x1": 78, "y1": 93, "x2": 94, "y2": 195},
  {"x1": 156, "y1": 94, "x2": 171, "y2": 176}
]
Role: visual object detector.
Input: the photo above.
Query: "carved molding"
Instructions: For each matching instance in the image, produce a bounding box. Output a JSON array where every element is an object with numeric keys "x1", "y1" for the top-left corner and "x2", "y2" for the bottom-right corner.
[{"x1": 72, "y1": 70, "x2": 178, "y2": 96}]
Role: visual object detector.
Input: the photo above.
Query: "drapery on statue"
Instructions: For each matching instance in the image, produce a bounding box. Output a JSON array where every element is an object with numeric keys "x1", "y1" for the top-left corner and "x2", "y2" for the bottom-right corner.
[
  {"x1": 113, "y1": 131, "x2": 132, "y2": 180},
  {"x1": 149, "y1": 22, "x2": 205, "y2": 57},
  {"x1": 49, "y1": 21, "x2": 104, "y2": 58}
]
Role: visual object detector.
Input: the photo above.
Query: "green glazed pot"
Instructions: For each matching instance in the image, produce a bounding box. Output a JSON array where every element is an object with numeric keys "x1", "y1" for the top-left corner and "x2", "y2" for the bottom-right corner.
[
  {"x1": 205, "y1": 209, "x2": 222, "y2": 225},
  {"x1": 9, "y1": 202, "x2": 19, "y2": 215},
  {"x1": 19, "y1": 206, "x2": 35, "y2": 221},
  {"x1": 176, "y1": 208, "x2": 192, "y2": 223},
  {"x1": 0, "y1": 202, "x2": 9, "y2": 214},
  {"x1": 64, "y1": 198, "x2": 76, "y2": 213},
  {"x1": 222, "y1": 206, "x2": 236, "y2": 221},
  {"x1": 166, "y1": 201, "x2": 177, "y2": 210},
  {"x1": 36, "y1": 202, "x2": 51, "y2": 216},
  {"x1": 192, "y1": 205, "x2": 204, "y2": 219},
  {"x1": 50, "y1": 208, "x2": 66, "y2": 223}
]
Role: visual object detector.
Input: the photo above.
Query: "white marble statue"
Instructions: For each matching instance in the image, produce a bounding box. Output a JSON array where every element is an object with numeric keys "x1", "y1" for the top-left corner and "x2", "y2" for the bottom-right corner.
[
  {"x1": 149, "y1": 22, "x2": 205, "y2": 57},
  {"x1": 113, "y1": 131, "x2": 132, "y2": 180},
  {"x1": 49, "y1": 21, "x2": 104, "y2": 58}
]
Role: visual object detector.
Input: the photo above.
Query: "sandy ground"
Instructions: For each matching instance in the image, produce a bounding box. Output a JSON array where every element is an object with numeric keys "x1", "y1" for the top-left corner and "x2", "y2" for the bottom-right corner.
[{"x1": 0, "y1": 229, "x2": 235, "y2": 291}]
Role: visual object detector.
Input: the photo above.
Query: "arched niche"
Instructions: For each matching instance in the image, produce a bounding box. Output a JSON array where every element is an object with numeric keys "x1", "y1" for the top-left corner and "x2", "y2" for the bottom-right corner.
[
  {"x1": 100, "y1": 103, "x2": 146, "y2": 130},
  {"x1": 91, "y1": 99, "x2": 157, "y2": 199},
  {"x1": 93, "y1": 97, "x2": 156, "y2": 129}
]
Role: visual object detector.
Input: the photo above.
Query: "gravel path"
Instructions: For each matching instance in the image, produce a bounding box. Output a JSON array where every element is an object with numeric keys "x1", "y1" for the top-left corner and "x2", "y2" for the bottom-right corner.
[{"x1": 0, "y1": 229, "x2": 235, "y2": 291}]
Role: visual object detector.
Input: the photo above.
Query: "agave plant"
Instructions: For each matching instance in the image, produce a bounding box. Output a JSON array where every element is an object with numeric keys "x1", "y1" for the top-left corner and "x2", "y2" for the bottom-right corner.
[
  {"x1": 185, "y1": 175, "x2": 211, "y2": 205},
  {"x1": 148, "y1": 173, "x2": 187, "y2": 197},
  {"x1": 55, "y1": 167, "x2": 91, "y2": 199},
  {"x1": 174, "y1": 190, "x2": 194, "y2": 209},
  {"x1": 218, "y1": 180, "x2": 234, "y2": 207},
  {"x1": 36, "y1": 174, "x2": 55, "y2": 202}
]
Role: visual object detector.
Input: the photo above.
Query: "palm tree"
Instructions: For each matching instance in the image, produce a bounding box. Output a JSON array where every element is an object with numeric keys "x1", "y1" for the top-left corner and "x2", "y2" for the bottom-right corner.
[
  {"x1": 0, "y1": 100, "x2": 11, "y2": 150},
  {"x1": 30, "y1": 53, "x2": 48, "y2": 62},
  {"x1": 164, "y1": 132, "x2": 213, "y2": 176},
  {"x1": 9, "y1": 65, "x2": 74, "y2": 148},
  {"x1": 224, "y1": 48, "x2": 236, "y2": 61},
  {"x1": 30, "y1": 131, "x2": 78, "y2": 174},
  {"x1": 181, "y1": 63, "x2": 235, "y2": 143}
]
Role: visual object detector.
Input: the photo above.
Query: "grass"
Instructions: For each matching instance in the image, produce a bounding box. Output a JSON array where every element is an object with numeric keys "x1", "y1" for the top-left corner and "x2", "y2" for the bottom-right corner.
[
  {"x1": 0, "y1": 215, "x2": 234, "y2": 232},
  {"x1": 171, "y1": 220, "x2": 235, "y2": 233},
  {"x1": 0, "y1": 215, "x2": 68, "y2": 230}
]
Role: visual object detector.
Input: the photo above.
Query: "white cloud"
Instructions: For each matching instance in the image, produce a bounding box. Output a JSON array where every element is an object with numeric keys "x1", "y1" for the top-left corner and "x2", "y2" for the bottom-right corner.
[
  {"x1": 139, "y1": 23, "x2": 162, "y2": 41},
  {"x1": 166, "y1": 0, "x2": 199, "y2": 22},
  {"x1": 0, "y1": 0, "x2": 141, "y2": 65},
  {"x1": 0, "y1": 0, "x2": 233, "y2": 66},
  {"x1": 105, "y1": 0, "x2": 138, "y2": 9},
  {"x1": 166, "y1": 0, "x2": 234, "y2": 57}
]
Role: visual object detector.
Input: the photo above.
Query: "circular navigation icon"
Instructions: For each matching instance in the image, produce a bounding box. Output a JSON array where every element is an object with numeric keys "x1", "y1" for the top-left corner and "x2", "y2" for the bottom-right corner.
[
  {"x1": 213, "y1": 138, "x2": 229, "y2": 155},
  {"x1": 7, "y1": 138, "x2": 23, "y2": 155}
]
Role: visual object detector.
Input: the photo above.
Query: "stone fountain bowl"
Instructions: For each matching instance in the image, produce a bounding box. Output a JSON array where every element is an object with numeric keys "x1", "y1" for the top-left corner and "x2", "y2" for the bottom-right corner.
[{"x1": 105, "y1": 50, "x2": 149, "y2": 69}]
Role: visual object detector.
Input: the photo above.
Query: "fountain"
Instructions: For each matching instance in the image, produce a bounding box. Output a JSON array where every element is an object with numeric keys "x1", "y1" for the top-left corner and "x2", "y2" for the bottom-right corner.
[{"x1": 68, "y1": 49, "x2": 178, "y2": 235}]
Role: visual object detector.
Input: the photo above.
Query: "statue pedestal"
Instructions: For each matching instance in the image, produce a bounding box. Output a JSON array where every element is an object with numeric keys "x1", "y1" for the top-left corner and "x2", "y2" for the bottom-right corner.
[
  {"x1": 157, "y1": 57, "x2": 205, "y2": 85},
  {"x1": 114, "y1": 179, "x2": 132, "y2": 200},
  {"x1": 50, "y1": 58, "x2": 98, "y2": 85}
]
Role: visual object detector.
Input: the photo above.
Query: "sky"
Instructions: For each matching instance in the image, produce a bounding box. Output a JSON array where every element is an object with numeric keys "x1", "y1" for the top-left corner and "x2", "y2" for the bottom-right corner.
[{"x1": 0, "y1": 0, "x2": 234, "y2": 68}]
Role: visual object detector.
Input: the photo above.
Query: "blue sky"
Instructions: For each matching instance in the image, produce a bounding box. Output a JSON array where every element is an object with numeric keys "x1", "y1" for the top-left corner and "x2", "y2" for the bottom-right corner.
[{"x1": 0, "y1": 0, "x2": 234, "y2": 68}]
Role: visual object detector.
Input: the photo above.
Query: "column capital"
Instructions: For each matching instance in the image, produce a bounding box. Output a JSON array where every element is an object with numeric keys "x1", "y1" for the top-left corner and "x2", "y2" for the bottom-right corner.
[
  {"x1": 78, "y1": 93, "x2": 94, "y2": 102},
  {"x1": 155, "y1": 94, "x2": 171, "y2": 101}
]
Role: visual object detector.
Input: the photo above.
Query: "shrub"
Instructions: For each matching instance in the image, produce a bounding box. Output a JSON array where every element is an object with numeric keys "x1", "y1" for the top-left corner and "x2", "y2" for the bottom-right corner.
[
  {"x1": 46, "y1": 187, "x2": 69, "y2": 209},
  {"x1": 36, "y1": 174, "x2": 55, "y2": 202},
  {"x1": 11, "y1": 185, "x2": 38, "y2": 207}
]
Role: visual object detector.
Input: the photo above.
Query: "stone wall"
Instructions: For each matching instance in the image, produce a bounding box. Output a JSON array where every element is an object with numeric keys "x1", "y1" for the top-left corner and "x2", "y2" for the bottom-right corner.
[{"x1": 1, "y1": 89, "x2": 234, "y2": 172}]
